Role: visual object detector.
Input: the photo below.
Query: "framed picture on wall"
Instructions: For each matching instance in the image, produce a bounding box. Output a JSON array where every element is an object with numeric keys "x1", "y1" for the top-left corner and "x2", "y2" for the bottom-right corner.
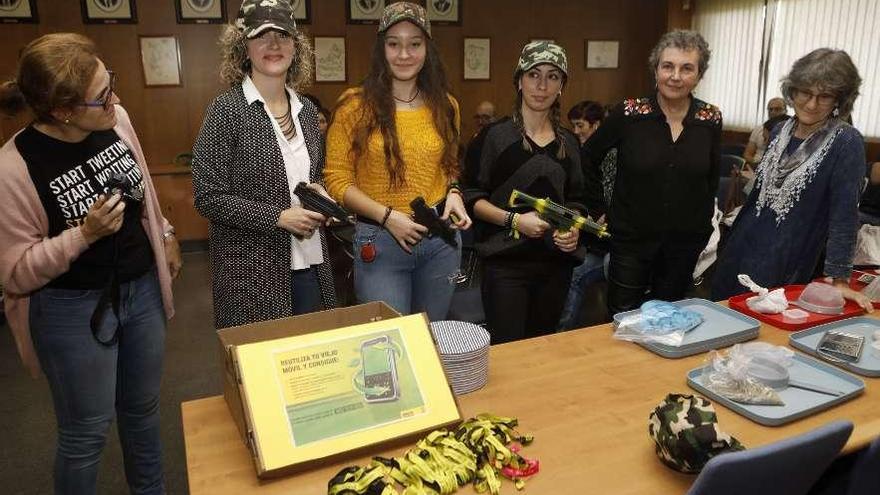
[
  {"x1": 586, "y1": 40, "x2": 619, "y2": 69},
  {"x1": 291, "y1": 0, "x2": 311, "y2": 24},
  {"x1": 175, "y1": 0, "x2": 226, "y2": 24},
  {"x1": 426, "y1": 0, "x2": 460, "y2": 25},
  {"x1": 346, "y1": 0, "x2": 385, "y2": 24},
  {"x1": 463, "y1": 38, "x2": 490, "y2": 80},
  {"x1": 314, "y1": 37, "x2": 346, "y2": 83},
  {"x1": 0, "y1": 0, "x2": 39, "y2": 24},
  {"x1": 139, "y1": 36, "x2": 183, "y2": 87},
  {"x1": 81, "y1": 0, "x2": 137, "y2": 24}
]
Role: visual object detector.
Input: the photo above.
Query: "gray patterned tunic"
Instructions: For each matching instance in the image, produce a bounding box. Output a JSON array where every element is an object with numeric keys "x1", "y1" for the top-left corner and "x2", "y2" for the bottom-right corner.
[{"x1": 192, "y1": 85, "x2": 337, "y2": 329}]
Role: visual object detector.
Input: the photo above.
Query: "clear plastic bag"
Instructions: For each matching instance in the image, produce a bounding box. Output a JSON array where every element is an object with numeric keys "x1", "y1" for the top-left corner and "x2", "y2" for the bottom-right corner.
[
  {"x1": 699, "y1": 343, "x2": 793, "y2": 406},
  {"x1": 613, "y1": 300, "x2": 703, "y2": 347}
]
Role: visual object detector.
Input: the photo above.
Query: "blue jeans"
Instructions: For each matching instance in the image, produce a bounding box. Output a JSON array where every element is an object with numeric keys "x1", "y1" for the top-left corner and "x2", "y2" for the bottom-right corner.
[
  {"x1": 557, "y1": 252, "x2": 609, "y2": 330},
  {"x1": 353, "y1": 221, "x2": 461, "y2": 321},
  {"x1": 291, "y1": 267, "x2": 321, "y2": 315},
  {"x1": 29, "y1": 270, "x2": 166, "y2": 495}
]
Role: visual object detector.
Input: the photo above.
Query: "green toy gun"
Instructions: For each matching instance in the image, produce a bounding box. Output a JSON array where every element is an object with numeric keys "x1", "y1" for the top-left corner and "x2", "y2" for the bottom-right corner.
[{"x1": 508, "y1": 189, "x2": 609, "y2": 238}]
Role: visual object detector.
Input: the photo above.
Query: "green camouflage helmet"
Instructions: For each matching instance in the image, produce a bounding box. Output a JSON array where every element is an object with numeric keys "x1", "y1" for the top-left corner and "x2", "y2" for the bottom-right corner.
[
  {"x1": 235, "y1": 0, "x2": 297, "y2": 39},
  {"x1": 378, "y1": 2, "x2": 431, "y2": 38},
  {"x1": 515, "y1": 40, "x2": 568, "y2": 81},
  {"x1": 648, "y1": 393, "x2": 745, "y2": 473}
]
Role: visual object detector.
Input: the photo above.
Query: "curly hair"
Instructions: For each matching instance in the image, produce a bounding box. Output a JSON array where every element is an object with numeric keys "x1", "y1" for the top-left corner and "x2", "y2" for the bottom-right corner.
[
  {"x1": 338, "y1": 32, "x2": 459, "y2": 188},
  {"x1": 217, "y1": 24, "x2": 314, "y2": 92},
  {"x1": 780, "y1": 48, "x2": 861, "y2": 119},
  {"x1": 0, "y1": 33, "x2": 98, "y2": 122},
  {"x1": 648, "y1": 29, "x2": 711, "y2": 79}
]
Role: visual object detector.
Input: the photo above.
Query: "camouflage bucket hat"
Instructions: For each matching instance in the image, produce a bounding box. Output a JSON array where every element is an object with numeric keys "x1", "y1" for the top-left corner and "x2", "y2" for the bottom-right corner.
[
  {"x1": 515, "y1": 40, "x2": 569, "y2": 78},
  {"x1": 648, "y1": 394, "x2": 746, "y2": 474},
  {"x1": 378, "y1": 2, "x2": 431, "y2": 38},
  {"x1": 236, "y1": 0, "x2": 297, "y2": 39}
]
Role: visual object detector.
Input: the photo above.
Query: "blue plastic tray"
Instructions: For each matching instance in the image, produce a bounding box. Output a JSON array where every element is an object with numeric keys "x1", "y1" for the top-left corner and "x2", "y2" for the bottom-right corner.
[
  {"x1": 613, "y1": 298, "x2": 761, "y2": 358},
  {"x1": 686, "y1": 353, "x2": 864, "y2": 426},
  {"x1": 789, "y1": 317, "x2": 880, "y2": 377}
]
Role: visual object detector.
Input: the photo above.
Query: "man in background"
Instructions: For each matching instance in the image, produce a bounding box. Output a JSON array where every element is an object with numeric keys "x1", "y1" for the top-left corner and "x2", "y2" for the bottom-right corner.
[{"x1": 743, "y1": 97, "x2": 787, "y2": 165}]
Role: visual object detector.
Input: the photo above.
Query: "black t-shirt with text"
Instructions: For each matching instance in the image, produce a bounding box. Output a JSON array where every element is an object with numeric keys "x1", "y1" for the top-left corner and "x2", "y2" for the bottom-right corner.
[{"x1": 16, "y1": 125, "x2": 154, "y2": 289}]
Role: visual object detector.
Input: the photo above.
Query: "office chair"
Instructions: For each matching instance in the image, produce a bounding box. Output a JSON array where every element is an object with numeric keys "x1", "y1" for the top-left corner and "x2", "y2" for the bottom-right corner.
[{"x1": 687, "y1": 420, "x2": 853, "y2": 495}]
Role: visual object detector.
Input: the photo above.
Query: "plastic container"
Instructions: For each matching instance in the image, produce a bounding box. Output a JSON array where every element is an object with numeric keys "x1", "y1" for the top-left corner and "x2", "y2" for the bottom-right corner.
[
  {"x1": 796, "y1": 282, "x2": 845, "y2": 315},
  {"x1": 782, "y1": 308, "x2": 809, "y2": 324}
]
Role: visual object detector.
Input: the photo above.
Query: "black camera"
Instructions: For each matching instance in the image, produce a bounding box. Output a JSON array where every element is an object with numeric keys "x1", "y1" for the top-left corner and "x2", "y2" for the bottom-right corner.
[{"x1": 103, "y1": 172, "x2": 143, "y2": 203}]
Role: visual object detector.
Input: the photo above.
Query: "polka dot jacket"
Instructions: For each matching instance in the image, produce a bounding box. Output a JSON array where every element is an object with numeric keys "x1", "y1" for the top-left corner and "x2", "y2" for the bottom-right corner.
[{"x1": 192, "y1": 85, "x2": 337, "y2": 329}]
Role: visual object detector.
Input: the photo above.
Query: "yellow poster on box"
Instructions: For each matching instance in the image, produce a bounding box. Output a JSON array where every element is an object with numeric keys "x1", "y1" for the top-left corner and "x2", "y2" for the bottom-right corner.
[{"x1": 234, "y1": 314, "x2": 460, "y2": 473}]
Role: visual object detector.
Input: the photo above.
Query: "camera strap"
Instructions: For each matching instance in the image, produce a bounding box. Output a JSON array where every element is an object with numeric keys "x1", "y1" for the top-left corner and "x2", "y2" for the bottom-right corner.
[{"x1": 89, "y1": 233, "x2": 123, "y2": 347}]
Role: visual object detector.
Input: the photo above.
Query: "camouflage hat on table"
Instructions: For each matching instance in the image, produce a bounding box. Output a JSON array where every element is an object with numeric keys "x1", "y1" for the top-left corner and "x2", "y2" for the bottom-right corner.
[
  {"x1": 648, "y1": 393, "x2": 745, "y2": 474},
  {"x1": 515, "y1": 40, "x2": 569, "y2": 78},
  {"x1": 235, "y1": 0, "x2": 297, "y2": 39},
  {"x1": 378, "y1": 2, "x2": 431, "y2": 38}
]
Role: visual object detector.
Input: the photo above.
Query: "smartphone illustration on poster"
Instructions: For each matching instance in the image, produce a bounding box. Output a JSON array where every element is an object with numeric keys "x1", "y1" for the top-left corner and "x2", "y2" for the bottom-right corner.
[{"x1": 360, "y1": 335, "x2": 400, "y2": 403}]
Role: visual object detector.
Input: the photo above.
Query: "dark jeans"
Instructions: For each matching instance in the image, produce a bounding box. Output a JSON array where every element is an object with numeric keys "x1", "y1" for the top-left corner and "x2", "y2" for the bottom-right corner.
[
  {"x1": 29, "y1": 270, "x2": 166, "y2": 495},
  {"x1": 481, "y1": 258, "x2": 573, "y2": 344},
  {"x1": 290, "y1": 267, "x2": 322, "y2": 315},
  {"x1": 607, "y1": 235, "x2": 707, "y2": 316}
]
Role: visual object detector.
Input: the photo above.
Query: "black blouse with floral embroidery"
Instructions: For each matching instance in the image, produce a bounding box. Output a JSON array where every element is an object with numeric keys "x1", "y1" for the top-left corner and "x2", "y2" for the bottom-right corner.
[{"x1": 583, "y1": 94, "x2": 722, "y2": 241}]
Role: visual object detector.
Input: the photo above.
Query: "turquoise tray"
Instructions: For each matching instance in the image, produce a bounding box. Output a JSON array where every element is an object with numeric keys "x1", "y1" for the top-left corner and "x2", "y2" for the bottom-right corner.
[
  {"x1": 686, "y1": 353, "x2": 864, "y2": 426},
  {"x1": 789, "y1": 317, "x2": 880, "y2": 377}
]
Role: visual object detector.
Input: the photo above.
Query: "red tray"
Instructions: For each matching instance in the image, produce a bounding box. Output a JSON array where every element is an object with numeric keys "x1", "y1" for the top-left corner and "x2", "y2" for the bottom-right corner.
[
  {"x1": 728, "y1": 284, "x2": 865, "y2": 331},
  {"x1": 848, "y1": 270, "x2": 880, "y2": 309}
]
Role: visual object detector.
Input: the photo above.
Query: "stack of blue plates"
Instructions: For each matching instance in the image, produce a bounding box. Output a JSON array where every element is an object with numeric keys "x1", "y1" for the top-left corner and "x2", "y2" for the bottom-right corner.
[{"x1": 429, "y1": 320, "x2": 490, "y2": 395}]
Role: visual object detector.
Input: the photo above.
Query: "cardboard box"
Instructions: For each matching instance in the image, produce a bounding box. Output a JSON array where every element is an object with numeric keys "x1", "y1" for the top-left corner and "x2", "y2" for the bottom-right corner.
[{"x1": 218, "y1": 302, "x2": 462, "y2": 478}]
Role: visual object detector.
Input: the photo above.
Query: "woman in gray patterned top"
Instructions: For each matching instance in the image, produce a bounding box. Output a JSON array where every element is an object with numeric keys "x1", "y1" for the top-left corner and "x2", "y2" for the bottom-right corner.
[{"x1": 192, "y1": 0, "x2": 337, "y2": 329}]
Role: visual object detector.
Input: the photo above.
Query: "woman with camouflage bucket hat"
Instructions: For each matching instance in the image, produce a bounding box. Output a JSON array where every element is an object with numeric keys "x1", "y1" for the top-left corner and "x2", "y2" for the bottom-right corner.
[
  {"x1": 324, "y1": 2, "x2": 470, "y2": 321},
  {"x1": 192, "y1": 0, "x2": 337, "y2": 329},
  {"x1": 463, "y1": 41, "x2": 586, "y2": 343},
  {"x1": 582, "y1": 30, "x2": 722, "y2": 316}
]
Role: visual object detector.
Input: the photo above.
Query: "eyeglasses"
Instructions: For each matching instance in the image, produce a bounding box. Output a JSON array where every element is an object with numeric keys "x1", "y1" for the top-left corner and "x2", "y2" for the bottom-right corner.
[
  {"x1": 792, "y1": 88, "x2": 836, "y2": 108},
  {"x1": 80, "y1": 70, "x2": 117, "y2": 110}
]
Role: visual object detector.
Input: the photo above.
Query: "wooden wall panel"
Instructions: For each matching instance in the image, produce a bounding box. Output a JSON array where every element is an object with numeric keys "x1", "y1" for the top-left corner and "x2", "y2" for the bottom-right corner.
[{"x1": 1, "y1": 0, "x2": 673, "y2": 162}]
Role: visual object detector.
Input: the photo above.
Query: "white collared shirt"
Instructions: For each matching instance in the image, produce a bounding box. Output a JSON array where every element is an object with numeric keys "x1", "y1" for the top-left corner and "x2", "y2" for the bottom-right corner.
[{"x1": 242, "y1": 76, "x2": 323, "y2": 270}]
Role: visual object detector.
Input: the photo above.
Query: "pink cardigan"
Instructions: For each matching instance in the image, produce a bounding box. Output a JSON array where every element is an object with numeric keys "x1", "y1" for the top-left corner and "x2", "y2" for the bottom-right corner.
[{"x1": 0, "y1": 106, "x2": 175, "y2": 378}]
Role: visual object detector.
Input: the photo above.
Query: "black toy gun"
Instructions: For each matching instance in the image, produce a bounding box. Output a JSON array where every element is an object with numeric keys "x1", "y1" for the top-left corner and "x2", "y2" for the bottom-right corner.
[
  {"x1": 294, "y1": 182, "x2": 353, "y2": 226},
  {"x1": 410, "y1": 197, "x2": 458, "y2": 248},
  {"x1": 508, "y1": 189, "x2": 609, "y2": 238}
]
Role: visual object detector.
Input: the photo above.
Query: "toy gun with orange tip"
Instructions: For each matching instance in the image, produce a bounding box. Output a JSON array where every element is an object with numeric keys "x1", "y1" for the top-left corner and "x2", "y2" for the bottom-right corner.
[{"x1": 508, "y1": 189, "x2": 609, "y2": 238}]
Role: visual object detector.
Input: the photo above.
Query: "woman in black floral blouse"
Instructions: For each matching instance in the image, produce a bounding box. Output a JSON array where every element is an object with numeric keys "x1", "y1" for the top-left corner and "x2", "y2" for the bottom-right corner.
[{"x1": 582, "y1": 30, "x2": 721, "y2": 315}]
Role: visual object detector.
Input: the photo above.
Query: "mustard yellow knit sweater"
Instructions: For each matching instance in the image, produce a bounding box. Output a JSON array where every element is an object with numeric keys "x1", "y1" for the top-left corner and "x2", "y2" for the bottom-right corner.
[{"x1": 324, "y1": 89, "x2": 460, "y2": 214}]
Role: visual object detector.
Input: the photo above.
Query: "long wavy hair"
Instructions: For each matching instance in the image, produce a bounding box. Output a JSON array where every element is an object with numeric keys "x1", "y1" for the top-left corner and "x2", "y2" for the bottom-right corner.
[
  {"x1": 338, "y1": 32, "x2": 459, "y2": 188},
  {"x1": 217, "y1": 25, "x2": 314, "y2": 92},
  {"x1": 511, "y1": 68, "x2": 569, "y2": 160}
]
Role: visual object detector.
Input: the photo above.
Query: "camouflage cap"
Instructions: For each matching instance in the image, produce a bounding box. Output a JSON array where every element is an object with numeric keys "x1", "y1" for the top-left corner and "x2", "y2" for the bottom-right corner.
[
  {"x1": 647, "y1": 394, "x2": 745, "y2": 473},
  {"x1": 515, "y1": 40, "x2": 569, "y2": 77},
  {"x1": 378, "y1": 2, "x2": 431, "y2": 38},
  {"x1": 235, "y1": 0, "x2": 297, "y2": 39}
]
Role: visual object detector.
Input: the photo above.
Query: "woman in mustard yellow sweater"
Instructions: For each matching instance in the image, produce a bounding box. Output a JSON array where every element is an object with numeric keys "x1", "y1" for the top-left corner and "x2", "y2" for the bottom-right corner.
[{"x1": 324, "y1": 2, "x2": 470, "y2": 320}]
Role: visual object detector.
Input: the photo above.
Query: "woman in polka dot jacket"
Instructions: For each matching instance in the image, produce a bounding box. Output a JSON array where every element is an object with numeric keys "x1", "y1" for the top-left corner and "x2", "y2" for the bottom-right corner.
[{"x1": 192, "y1": 1, "x2": 337, "y2": 329}]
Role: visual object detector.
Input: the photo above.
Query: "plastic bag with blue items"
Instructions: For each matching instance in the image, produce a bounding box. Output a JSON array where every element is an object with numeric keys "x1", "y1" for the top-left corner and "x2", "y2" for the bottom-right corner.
[{"x1": 613, "y1": 300, "x2": 703, "y2": 346}]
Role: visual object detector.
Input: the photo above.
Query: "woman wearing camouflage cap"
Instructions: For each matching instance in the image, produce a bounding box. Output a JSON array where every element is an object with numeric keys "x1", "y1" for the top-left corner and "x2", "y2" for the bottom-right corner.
[
  {"x1": 192, "y1": 0, "x2": 337, "y2": 329},
  {"x1": 464, "y1": 41, "x2": 585, "y2": 343},
  {"x1": 582, "y1": 30, "x2": 722, "y2": 316},
  {"x1": 324, "y1": 2, "x2": 470, "y2": 321}
]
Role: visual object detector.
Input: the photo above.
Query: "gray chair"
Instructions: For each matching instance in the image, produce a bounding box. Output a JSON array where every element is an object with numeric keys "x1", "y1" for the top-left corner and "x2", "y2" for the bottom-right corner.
[
  {"x1": 847, "y1": 435, "x2": 880, "y2": 495},
  {"x1": 687, "y1": 420, "x2": 853, "y2": 495}
]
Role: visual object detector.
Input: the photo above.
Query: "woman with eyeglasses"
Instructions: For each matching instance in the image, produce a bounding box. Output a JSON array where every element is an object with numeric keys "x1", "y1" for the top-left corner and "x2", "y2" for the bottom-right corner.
[
  {"x1": 712, "y1": 49, "x2": 873, "y2": 311},
  {"x1": 0, "y1": 33, "x2": 180, "y2": 493},
  {"x1": 464, "y1": 41, "x2": 585, "y2": 343},
  {"x1": 193, "y1": 0, "x2": 337, "y2": 329},
  {"x1": 324, "y1": 2, "x2": 470, "y2": 321}
]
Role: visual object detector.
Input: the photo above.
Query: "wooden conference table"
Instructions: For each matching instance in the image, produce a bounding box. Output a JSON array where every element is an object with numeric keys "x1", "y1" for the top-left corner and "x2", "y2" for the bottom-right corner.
[{"x1": 182, "y1": 313, "x2": 880, "y2": 495}]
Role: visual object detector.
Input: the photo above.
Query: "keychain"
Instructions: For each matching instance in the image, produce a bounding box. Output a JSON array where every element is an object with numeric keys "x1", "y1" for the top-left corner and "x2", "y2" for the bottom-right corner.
[{"x1": 360, "y1": 242, "x2": 376, "y2": 263}]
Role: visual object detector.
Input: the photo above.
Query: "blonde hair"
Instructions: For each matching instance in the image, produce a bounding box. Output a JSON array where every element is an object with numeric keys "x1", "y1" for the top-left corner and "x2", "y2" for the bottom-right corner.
[{"x1": 218, "y1": 25, "x2": 314, "y2": 91}]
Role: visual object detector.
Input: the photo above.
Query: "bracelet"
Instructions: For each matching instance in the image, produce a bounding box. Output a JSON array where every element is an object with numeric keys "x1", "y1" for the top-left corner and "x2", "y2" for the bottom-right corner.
[
  {"x1": 447, "y1": 187, "x2": 463, "y2": 197},
  {"x1": 163, "y1": 229, "x2": 175, "y2": 240},
  {"x1": 503, "y1": 211, "x2": 515, "y2": 229},
  {"x1": 380, "y1": 206, "x2": 393, "y2": 227}
]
